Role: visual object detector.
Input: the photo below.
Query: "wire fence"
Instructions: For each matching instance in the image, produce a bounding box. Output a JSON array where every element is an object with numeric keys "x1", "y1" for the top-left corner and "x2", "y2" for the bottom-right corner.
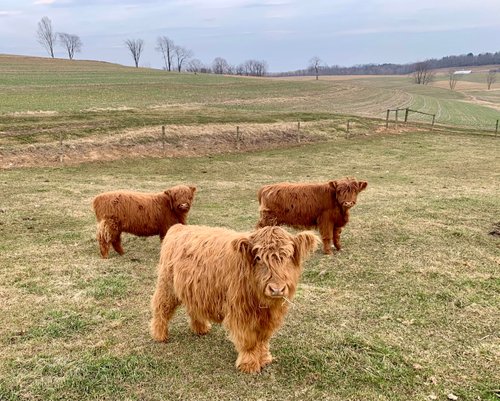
[
  {"x1": 384, "y1": 106, "x2": 499, "y2": 136},
  {"x1": 0, "y1": 111, "x2": 498, "y2": 169},
  {"x1": 1, "y1": 119, "x2": 373, "y2": 168}
]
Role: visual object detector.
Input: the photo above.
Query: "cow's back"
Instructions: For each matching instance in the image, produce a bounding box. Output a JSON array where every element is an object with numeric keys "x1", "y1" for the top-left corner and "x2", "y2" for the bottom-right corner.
[
  {"x1": 258, "y1": 182, "x2": 333, "y2": 227},
  {"x1": 93, "y1": 190, "x2": 164, "y2": 235}
]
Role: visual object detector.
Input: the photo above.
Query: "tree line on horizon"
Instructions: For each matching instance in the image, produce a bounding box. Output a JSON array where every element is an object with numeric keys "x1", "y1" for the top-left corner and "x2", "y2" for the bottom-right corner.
[
  {"x1": 36, "y1": 15, "x2": 498, "y2": 82},
  {"x1": 35, "y1": 16, "x2": 267, "y2": 77},
  {"x1": 289, "y1": 52, "x2": 500, "y2": 77}
]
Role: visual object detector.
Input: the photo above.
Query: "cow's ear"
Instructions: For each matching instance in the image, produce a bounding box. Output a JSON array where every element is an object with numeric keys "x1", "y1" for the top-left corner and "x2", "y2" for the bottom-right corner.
[
  {"x1": 328, "y1": 180, "x2": 337, "y2": 191},
  {"x1": 189, "y1": 186, "x2": 197, "y2": 194},
  {"x1": 232, "y1": 236, "x2": 253, "y2": 264},
  {"x1": 357, "y1": 181, "x2": 368, "y2": 192},
  {"x1": 293, "y1": 231, "x2": 319, "y2": 264}
]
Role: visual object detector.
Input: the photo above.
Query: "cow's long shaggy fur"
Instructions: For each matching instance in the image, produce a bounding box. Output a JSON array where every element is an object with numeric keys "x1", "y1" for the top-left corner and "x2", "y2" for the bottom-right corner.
[
  {"x1": 256, "y1": 177, "x2": 367, "y2": 254},
  {"x1": 92, "y1": 185, "x2": 196, "y2": 258},
  {"x1": 150, "y1": 224, "x2": 318, "y2": 373}
]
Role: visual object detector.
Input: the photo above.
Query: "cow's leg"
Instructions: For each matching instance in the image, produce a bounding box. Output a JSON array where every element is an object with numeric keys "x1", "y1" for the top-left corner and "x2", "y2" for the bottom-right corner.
[
  {"x1": 318, "y1": 218, "x2": 334, "y2": 255},
  {"x1": 189, "y1": 316, "x2": 212, "y2": 336},
  {"x1": 255, "y1": 328, "x2": 275, "y2": 368},
  {"x1": 333, "y1": 227, "x2": 342, "y2": 251},
  {"x1": 188, "y1": 308, "x2": 211, "y2": 335},
  {"x1": 257, "y1": 341, "x2": 273, "y2": 368},
  {"x1": 97, "y1": 220, "x2": 111, "y2": 258},
  {"x1": 228, "y1": 324, "x2": 262, "y2": 373},
  {"x1": 98, "y1": 218, "x2": 123, "y2": 257},
  {"x1": 111, "y1": 233, "x2": 124, "y2": 255},
  {"x1": 150, "y1": 274, "x2": 180, "y2": 342},
  {"x1": 235, "y1": 347, "x2": 262, "y2": 374},
  {"x1": 229, "y1": 323, "x2": 276, "y2": 373}
]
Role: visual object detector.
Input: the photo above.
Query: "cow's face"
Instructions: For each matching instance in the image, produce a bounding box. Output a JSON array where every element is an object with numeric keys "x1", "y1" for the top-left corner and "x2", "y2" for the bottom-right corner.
[
  {"x1": 233, "y1": 227, "x2": 318, "y2": 304},
  {"x1": 165, "y1": 185, "x2": 196, "y2": 213},
  {"x1": 255, "y1": 254, "x2": 296, "y2": 300},
  {"x1": 329, "y1": 179, "x2": 367, "y2": 211}
]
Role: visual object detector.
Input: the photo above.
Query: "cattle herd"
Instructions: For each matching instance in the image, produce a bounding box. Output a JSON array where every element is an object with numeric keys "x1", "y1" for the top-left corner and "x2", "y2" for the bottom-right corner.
[{"x1": 92, "y1": 177, "x2": 367, "y2": 373}]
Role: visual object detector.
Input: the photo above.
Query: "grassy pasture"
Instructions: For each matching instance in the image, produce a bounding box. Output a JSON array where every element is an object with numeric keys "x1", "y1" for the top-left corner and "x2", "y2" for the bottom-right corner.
[
  {"x1": 1, "y1": 130, "x2": 499, "y2": 400},
  {"x1": 1, "y1": 55, "x2": 499, "y2": 150}
]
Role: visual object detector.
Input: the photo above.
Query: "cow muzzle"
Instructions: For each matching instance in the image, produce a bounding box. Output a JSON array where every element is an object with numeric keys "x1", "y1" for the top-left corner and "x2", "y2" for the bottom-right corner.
[
  {"x1": 266, "y1": 284, "x2": 287, "y2": 298},
  {"x1": 177, "y1": 203, "x2": 190, "y2": 211},
  {"x1": 342, "y1": 201, "x2": 355, "y2": 208}
]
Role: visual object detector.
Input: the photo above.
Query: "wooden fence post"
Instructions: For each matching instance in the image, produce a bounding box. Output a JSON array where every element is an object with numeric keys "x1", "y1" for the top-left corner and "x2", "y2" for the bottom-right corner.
[
  {"x1": 404, "y1": 108, "x2": 409, "y2": 123},
  {"x1": 496, "y1": 119, "x2": 499, "y2": 136},
  {"x1": 236, "y1": 126, "x2": 240, "y2": 150},
  {"x1": 395, "y1": 109, "x2": 399, "y2": 128},
  {"x1": 59, "y1": 132, "x2": 64, "y2": 163},
  {"x1": 297, "y1": 121, "x2": 301, "y2": 143},
  {"x1": 346, "y1": 120, "x2": 350, "y2": 139},
  {"x1": 386, "y1": 109, "x2": 390, "y2": 128},
  {"x1": 431, "y1": 115, "x2": 436, "y2": 131},
  {"x1": 161, "y1": 125, "x2": 166, "y2": 152}
]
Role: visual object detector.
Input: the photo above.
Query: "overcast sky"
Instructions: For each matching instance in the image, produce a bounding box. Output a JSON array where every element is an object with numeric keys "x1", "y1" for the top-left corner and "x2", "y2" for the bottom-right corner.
[{"x1": 1, "y1": 0, "x2": 499, "y2": 72}]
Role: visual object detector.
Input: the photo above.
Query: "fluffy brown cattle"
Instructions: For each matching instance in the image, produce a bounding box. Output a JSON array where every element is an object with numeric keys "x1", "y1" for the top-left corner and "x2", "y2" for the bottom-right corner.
[
  {"x1": 92, "y1": 185, "x2": 196, "y2": 258},
  {"x1": 150, "y1": 224, "x2": 318, "y2": 373},
  {"x1": 256, "y1": 178, "x2": 367, "y2": 254}
]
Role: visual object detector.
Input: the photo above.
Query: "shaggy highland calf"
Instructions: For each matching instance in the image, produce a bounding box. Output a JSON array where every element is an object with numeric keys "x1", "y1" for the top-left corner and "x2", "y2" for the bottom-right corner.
[
  {"x1": 256, "y1": 178, "x2": 367, "y2": 254},
  {"x1": 150, "y1": 224, "x2": 318, "y2": 373},
  {"x1": 92, "y1": 185, "x2": 196, "y2": 258}
]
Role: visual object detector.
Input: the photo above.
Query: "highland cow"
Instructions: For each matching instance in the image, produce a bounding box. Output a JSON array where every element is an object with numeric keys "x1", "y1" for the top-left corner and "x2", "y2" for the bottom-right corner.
[
  {"x1": 150, "y1": 224, "x2": 318, "y2": 373},
  {"x1": 256, "y1": 178, "x2": 367, "y2": 254},
  {"x1": 92, "y1": 185, "x2": 196, "y2": 258}
]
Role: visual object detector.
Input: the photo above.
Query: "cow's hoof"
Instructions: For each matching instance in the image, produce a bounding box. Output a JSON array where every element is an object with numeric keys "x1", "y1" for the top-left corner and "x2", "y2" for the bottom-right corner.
[
  {"x1": 260, "y1": 353, "x2": 273, "y2": 368},
  {"x1": 237, "y1": 361, "x2": 261, "y2": 374},
  {"x1": 150, "y1": 323, "x2": 169, "y2": 342}
]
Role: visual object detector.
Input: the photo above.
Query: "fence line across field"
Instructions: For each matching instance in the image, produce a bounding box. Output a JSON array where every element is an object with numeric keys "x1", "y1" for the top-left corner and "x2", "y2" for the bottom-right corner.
[
  {"x1": 385, "y1": 107, "x2": 499, "y2": 136},
  {"x1": 386, "y1": 107, "x2": 436, "y2": 129},
  {"x1": 48, "y1": 116, "x2": 498, "y2": 164}
]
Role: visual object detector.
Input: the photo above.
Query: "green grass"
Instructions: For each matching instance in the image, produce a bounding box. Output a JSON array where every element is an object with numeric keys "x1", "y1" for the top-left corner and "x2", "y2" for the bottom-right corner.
[
  {"x1": 1, "y1": 130, "x2": 499, "y2": 400},
  {"x1": 342, "y1": 74, "x2": 500, "y2": 128},
  {"x1": 1, "y1": 55, "x2": 499, "y2": 149}
]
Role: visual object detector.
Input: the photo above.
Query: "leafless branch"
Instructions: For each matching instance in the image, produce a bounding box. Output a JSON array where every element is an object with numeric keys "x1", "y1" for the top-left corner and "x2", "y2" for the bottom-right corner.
[
  {"x1": 125, "y1": 38, "x2": 144, "y2": 68},
  {"x1": 36, "y1": 16, "x2": 57, "y2": 58},
  {"x1": 58, "y1": 33, "x2": 82, "y2": 60},
  {"x1": 156, "y1": 36, "x2": 174, "y2": 71}
]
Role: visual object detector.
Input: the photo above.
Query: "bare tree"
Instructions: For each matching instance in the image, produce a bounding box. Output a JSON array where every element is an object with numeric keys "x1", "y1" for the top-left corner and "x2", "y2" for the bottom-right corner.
[
  {"x1": 487, "y1": 70, "x2": 497, "y2": 90},
  {"x1": 156, "y1": 36, "x2": 175, "y2": 71},
  {"x1": 412, "y1": 61, "x2": 435, "y2": 85},
  {"x1": 125, "y1": 38, "x2": 144, "y2": 68},
  {"x1": 448, "y1": 69, "x2": 460, "y2": 90},
  {"x1": 212, "y1": 57, "x2": 230, "y2": 74},
  {"x1": 173, "y1": 46, "x2": 192, "y2": 72},
  {"x1": 186, "y1": 59, "x2": 205, "y2": 74},
  {"x1": 58, "y1": 33, "x2": 82, "y2": 60},
  {"x1": 241, "y1": 59, "x2": 267, "y2": 77},
  {"x1": 235, "y1": 63, "x2": 245, "y2": 75},
  {"x1": 309, "y1": 56, "x2": 322, "y2": 80},
  {"x1": 253, "y1": 60, "x2": 267, "y2": 77},
  {"x1": 37, "y1": 16, "x2": 57, "y2": 58}
]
